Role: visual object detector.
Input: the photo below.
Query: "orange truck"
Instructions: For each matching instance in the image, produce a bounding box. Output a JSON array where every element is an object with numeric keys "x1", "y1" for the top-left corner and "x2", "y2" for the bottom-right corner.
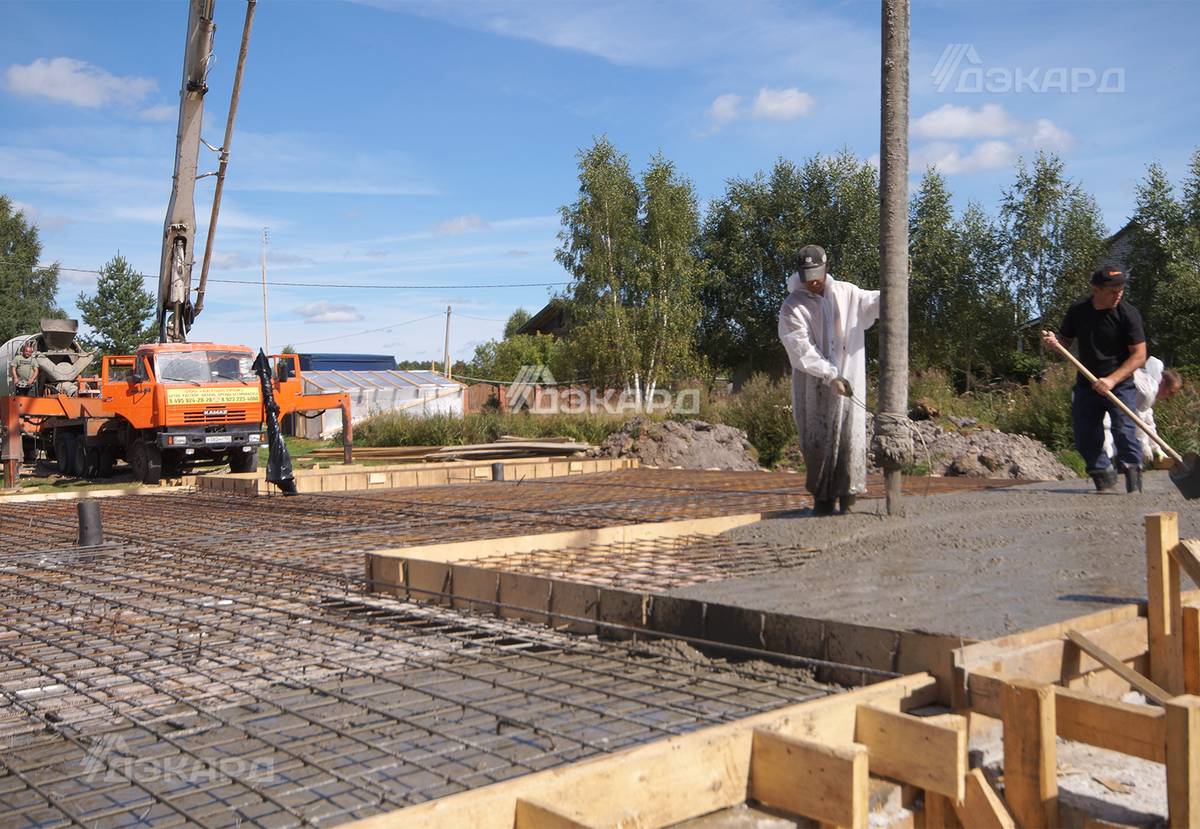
[{"x1": 1, "y1": 334, "x2": 351, "y2": 487}]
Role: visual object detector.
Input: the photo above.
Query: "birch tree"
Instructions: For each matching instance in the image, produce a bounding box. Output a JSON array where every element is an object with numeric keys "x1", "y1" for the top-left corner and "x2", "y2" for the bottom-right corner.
[{"x1": 554, "y1": 138, "x2": 702, "y2": 404}]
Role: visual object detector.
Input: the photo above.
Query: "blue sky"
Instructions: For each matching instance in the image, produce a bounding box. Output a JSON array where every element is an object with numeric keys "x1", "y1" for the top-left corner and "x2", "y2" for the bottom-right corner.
[{"x1": 3, "y1": 1, "x2": 1197, "y2": 368}]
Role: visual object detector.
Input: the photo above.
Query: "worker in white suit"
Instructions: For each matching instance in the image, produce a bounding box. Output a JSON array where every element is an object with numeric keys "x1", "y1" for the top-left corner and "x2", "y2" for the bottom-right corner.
[
  {"x1": 1102, "y1": 356, "x2": 1183, "y2": 463},
  {"x1": 778, "y1": 244, "x2": 880, "y2": 516}
]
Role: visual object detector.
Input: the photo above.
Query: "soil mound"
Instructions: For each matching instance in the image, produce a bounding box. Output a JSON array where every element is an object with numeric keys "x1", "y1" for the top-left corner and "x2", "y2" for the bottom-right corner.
[
  {"x1": 866, "y1": 413, "x2": 1078, "y2": 481},
  {"x1": 585, "y1": 417, "x2": 762, "y2": 471}
]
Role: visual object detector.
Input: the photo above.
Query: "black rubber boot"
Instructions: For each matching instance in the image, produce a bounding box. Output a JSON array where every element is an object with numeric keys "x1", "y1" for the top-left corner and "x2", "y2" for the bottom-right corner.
[
  {"x1": 839, "y1": 494, "x2": 857, "y2": 514},
  {"x1": 1125, "y1": 466, "x2": 1143, "y2": 493},
  {"x1": 813, "y1": 498, "x2": 836, "y2": 517},
  {"x1": 1091, "y1": 467, "x2": 1119, "y2": 492}
]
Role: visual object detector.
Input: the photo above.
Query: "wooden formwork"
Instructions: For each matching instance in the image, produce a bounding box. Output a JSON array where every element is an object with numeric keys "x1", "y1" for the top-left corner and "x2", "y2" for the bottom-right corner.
[
  {"x1": 193, "y1": 456, "x2": 636, "y2": 494},
  {"x1": 953, "y1": 511, "x2": 1200, "y2": 828},
  {"x1": 355, "y1": 512, "x2": 1200, "y2": 828},
  {"x1": 340, "y1": 672, "x2": 962, "y2": 829}
]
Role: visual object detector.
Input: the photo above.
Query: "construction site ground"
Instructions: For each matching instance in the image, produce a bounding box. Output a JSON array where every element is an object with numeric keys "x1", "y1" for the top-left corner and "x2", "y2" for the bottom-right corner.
[{"x1": 1, "y1": 467, "x2": 1195, "y2": 827}]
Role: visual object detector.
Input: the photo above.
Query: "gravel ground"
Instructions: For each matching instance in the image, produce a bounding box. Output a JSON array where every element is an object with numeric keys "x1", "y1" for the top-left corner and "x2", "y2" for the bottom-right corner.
[{"x1": 672, "y1": 470, "x2": 1200, "y2": 641}]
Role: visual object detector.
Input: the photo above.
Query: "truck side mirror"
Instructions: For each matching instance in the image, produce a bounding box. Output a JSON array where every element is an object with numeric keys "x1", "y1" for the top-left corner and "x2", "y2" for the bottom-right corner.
[
  {"x1": 133, "y1": 357, "x2": 148, "y2": 383},
  {"x1": 278, "y1": 358, "x2": 292, "y2": 381}
]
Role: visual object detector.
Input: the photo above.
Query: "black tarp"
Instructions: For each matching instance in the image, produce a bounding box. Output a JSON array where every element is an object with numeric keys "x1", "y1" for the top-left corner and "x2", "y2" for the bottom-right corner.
[{"x1": 253, "y1": 351, "x2": 297, "y2": 495}]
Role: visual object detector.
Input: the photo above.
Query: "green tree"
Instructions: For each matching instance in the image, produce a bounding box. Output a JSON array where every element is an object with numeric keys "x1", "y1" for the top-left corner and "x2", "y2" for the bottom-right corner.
[
  {"x1": 502, "y1": 307, "x2": 532, "y2": 339},
  {"x1": 0, "y1": 195, "x2": 64, "y2": 343},
  {"x1": 554, "y1": 138, "x2": 703, "y2": 402},
  {"x1": 76, "y1": 252, "x2": 156, "y2": 356},
  {"x1": 908, "y1": 170, "x2": 1012, "y2": 386},
  {"x1": 999, "y1": 152, "x2": 1107, "y2": 347},
  {"x1": 1127, "y1": 153, "x2": 1200, "y2": 366},
  {"x1": 697, "y1": 150, "x2": 879, "y2": 377}
]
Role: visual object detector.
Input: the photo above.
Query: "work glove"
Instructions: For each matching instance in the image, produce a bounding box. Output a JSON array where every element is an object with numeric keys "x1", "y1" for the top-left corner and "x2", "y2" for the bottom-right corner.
[{"x1": 830, "y1": 377, "x2": 853, "y2": 398}]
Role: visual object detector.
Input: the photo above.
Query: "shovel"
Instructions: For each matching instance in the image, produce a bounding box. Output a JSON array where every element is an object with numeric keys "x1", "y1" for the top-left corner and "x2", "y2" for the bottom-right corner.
[{"x1": 1044, "y1": 331, "x2": 1200, "y2": 499}]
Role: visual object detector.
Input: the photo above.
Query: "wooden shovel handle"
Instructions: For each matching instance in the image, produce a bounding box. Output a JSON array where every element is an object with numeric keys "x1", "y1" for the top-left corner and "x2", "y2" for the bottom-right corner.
[{"x1": 1042, "y1": 331, "x2": 1183, "y2": 464}]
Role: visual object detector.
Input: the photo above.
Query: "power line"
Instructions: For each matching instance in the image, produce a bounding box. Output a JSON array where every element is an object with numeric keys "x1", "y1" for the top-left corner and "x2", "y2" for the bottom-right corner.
[
  {"x1": 287, "y1": 313, "x2": 444, "y2": 346},
  {"x1": 11, "y1": 262, "x2": 569, "y2": 290}
]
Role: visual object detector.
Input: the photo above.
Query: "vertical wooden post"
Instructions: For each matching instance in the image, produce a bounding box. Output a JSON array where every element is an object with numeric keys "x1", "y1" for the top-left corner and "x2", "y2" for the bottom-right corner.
[
  {"x1": 1002, "y1": 679, "x2": 1058, "y2": 828},
  {"x1": 1185, "y1": 605, "x2": 1200, "y2": 696},
  {"x1": 925, "y1": 792, "x2": 961, "y2": 829},
  {"x1": 1166, "y1": 694, "x2": 1200, "y2": 827},
  {"x1": 1147, "y1": 512, "x2": 1184, "y2": 695}
]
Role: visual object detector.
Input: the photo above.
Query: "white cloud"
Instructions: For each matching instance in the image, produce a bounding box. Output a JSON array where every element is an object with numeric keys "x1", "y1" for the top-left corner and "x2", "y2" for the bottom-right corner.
[
  {"x1": 267, "y1": 250, "x2": 313, "y2": 267},
  {"x1": 365, "y1": 249, "x2": 389, "y2": 258},
  {"x1": 9, "y1": 200, "x2": 39, "y2": 221},
  {"x1": 139, "y1": 104, "x2": 176, "y2": 122},
  {"x1": 4, "y1": 57, "x2": 157, "y2": 109},
  {"x1": 294, "y1": 300, "x2": 364, "y2": 324},
  {"x1": 428, "y1": 213, "x2": 491, "y2": 236},
  {"x1": 209, "y1": 251, "x2": 252, "y2": 271},
  {"x1": 909, "y1": 104, "x2": 1076, "y2": 175},
  {"x1": 504, "y1": 249, "x2": 530, "y2": 257},
  {"x1": 706, "y1": 93, "x2": 742, "y2": 128},
  {"x1": 911, "y1": 140, "x2": 1019, "y2": 175},
  {"x1": 911, "y1": 103, "x2": 1019, "y2": 140},
  {"x1": 750, "y1": 87, "x2": 816, "y2": 122},
  {"x1": 705, "y1": 88, "x2": 816, "y2": 132}
]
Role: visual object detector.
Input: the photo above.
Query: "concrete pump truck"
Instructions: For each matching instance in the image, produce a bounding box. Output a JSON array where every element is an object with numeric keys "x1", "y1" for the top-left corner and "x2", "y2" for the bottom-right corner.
[{"x1": 1, "y1": 0, "x2": 352, "y2": 488}]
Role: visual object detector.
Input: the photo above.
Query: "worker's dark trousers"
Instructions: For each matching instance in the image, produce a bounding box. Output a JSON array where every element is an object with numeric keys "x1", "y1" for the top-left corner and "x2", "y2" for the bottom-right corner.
[{"x1": 1073, "y1": 379, "x2": 1141, "y2": 473}]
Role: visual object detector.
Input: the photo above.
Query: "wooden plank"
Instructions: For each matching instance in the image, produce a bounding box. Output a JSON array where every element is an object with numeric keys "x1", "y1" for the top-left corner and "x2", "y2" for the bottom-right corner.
[
  {"x1": 1065, "y1": 629, "x2": 1171, "y2": 706},
  {"x1": 924, "y1": 792, "x2": 962, "y2": 829},
  {"x1": 1055, "y1": 685, "x2": 1166, "y2": 763},
  {"x1": 781, "y1": 674, "x2": 940, "y2": 746},
  {"x1": 750, "y1": 728, "x2": 867, "y2": 829},
  {"x1": 1002, "y1": 679, "x2": 1057, "y2": 829},
  {"x1": 1146, "y1": 512, "x2": 1184, "y2": 695},
  {"x1": 955, "y1": 767, "x2": 1016, "y2": 829},
  {"x1": 514, "y1": 797, "x2": 597, "y2": 829},
  {"x1": 497, "y1": 572, "x2": 552, "y2": 625},
  {"x1": 961, "y1": 618, "x2": 1149, "y2": 718},
  {"x1": 854, "y1": 705, "x2": 966, "y2": 800},
  {"x1": 1185, "y1": 605, "x2": 1200, "y2": 696},
  {"x1": 1172, "y1": 539, "x2": 1200, "y2": 597},
  {"x1": 366, "y1": 512, "x2": 771, "y2": 566},
  {"x1": 1166, "y1": 694, "x2": 1200, "y2": 829}
]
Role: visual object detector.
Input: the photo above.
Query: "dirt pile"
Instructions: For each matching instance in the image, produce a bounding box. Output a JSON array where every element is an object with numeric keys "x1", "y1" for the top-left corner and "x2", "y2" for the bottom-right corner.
[
  {"x1": 865, "y1": 413, "x2": 1078, "y2": 481},
  {"x1": 584, "y1": 417, "x2": 762, "y2": 471}
]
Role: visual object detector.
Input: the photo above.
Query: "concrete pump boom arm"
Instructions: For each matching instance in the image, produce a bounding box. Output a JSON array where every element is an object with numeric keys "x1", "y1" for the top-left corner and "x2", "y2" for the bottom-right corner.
[{"x1": 157, "y1": 0, "x2": 256, "y2": 344}]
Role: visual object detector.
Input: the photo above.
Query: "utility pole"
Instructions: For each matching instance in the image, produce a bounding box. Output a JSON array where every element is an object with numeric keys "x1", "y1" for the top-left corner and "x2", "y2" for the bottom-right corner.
[
  {"x1": 261, "y1": 227, "x2": 269, "y2": 357},
  {"x1": 874, "y1": 0, "x2": 912, "y2": 516},
  {"x1": 443, "y1": 306, "x2": 452, "y2": 379}
]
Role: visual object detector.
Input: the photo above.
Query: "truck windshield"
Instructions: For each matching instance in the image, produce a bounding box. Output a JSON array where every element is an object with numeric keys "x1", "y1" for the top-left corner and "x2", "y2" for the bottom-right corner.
[{"x1": 156, "y1": 351, "x2": 256, "y2": 384}]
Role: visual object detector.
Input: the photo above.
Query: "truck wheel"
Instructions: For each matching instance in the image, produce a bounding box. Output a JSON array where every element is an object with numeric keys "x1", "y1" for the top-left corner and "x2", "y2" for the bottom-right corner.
[
  {"x1": 71, "y1": 435, "x2": 91, "y2": 478},
  {"x1": 130, "y1": 439, "x2": 163, "y2": 485},
  {"x1": 54, "y1": 433, "x2": 73, "y2": 475},
  {"x1": 229, "y1": 449, "x2": 260, "y2": 474},
  {"x1": 22, "y1": 436, "x2": 37, "y2": 464},
  {"x1": 98, "y1": 448, "x2": 115, "y2": 478}
]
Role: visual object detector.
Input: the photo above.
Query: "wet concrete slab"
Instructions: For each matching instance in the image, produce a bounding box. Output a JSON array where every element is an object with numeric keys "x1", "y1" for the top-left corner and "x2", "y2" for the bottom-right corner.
[{"x1": 675, "y1": 470, "x2": 1200, "y2": 641}]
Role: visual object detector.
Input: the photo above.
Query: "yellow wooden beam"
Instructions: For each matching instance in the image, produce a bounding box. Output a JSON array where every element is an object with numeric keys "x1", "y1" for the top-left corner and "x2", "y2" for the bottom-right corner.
[
  {"x1": 1002, "y1": 679, "x2": 1058, "y2": 829},
  {"x1": 955, "y1": 767, "x2": 1016, "y2": 829},
  {"x1": 1055, "y1": 685, "x2": 1166, "y2": 763},
  {"x1": 1065, "y1": 629, "x2": 1171, "y2": 706},
  {"x1": 854, "y1": 704, "x2": 966, "y2": 801},
  {"x1": 1146, "y1": 512, "x2": 1184, "y2": 696},
  {"x1": 750, "y1": 728, "x2": 867, "y2": 829},
  {"x1": 1166, "y1": 694, "x2": 1200, "y2": 829}
]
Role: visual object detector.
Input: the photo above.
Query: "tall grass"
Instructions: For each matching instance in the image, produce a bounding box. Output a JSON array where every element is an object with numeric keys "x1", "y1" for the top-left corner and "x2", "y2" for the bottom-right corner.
[{"x1": 352, "y1": 409, "x2": 629, "y2": 448}]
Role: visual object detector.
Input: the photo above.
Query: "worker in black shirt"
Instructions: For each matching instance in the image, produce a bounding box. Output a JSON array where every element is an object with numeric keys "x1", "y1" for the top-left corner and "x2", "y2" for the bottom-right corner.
[{"x1": 1042, "y1": 266, "x2": 1147, "y2": 493}]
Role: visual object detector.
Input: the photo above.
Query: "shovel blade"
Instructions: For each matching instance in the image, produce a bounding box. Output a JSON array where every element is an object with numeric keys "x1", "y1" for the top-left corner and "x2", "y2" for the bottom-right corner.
[{"x1": 1169, "y1": 452, "x2": 1200, "y2": 500}]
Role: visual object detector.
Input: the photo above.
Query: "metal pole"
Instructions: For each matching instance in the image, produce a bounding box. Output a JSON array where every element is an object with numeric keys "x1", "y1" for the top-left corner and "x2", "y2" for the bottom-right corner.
[
  {"x1": 875, "y1": 0, "x2": 912, "y2": 516},
  {"x1": 262, "y1": 228, "x2": 269, "y2": 357},
  {"x1": 77, "y1": 501, "x2": 103, "y2": 546},
  {"x1": 444, "y1": 306, "x2": 452, "y2": 379}
]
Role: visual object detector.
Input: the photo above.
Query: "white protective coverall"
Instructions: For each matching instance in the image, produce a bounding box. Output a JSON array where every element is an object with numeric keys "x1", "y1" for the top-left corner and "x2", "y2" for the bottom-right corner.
[
  {"x1": 1103, "y1": 356, "x2": 1165, "y2": 461},
  {"x1": 778, "y1": 273, "x2": 880, "y2": 502}
]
